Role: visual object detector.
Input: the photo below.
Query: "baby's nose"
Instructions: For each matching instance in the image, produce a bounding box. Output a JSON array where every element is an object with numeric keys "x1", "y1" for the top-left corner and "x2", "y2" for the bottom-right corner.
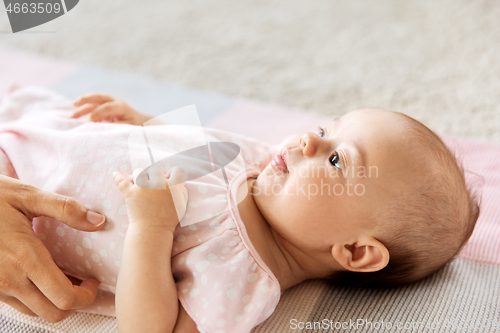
[{"x1": 300, "y1": 132, "x2": 320, "y2": 156}]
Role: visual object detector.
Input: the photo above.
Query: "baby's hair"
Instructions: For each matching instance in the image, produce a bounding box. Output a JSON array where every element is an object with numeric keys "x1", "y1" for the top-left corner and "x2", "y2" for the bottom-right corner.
[{"x1": 328, "y1": 113, "x2": 481, "y2": 288}]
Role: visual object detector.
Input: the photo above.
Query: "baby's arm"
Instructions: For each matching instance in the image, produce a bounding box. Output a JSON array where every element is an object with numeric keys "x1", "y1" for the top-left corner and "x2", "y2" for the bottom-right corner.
[
  {"x1": 117, "y1": 215, "x2": 177, "y2": 332},
  {"x1": 173, "y1": 303, "x2": 200, "y2": 332},
  {"x1": 71, "y1": 93, "x2": 164, "y2": 125},
  {"x1": 113, "y1": 167, "x2": 188, "y2": 333}
]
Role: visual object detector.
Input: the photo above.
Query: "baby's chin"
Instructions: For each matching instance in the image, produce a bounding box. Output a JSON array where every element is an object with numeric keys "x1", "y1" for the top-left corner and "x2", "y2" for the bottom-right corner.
[
  {"x1": 261, "y1": 161, "x2": 288, "y2": 179},
  {"x1": 256, "y1": 163, "x2": 273, "y2": 180}
]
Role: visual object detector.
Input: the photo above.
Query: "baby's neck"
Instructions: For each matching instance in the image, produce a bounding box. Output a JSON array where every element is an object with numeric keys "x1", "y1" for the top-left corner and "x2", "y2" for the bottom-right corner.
[{"x1": 236, "y1": 178, "x2": 333, "y2": 291}]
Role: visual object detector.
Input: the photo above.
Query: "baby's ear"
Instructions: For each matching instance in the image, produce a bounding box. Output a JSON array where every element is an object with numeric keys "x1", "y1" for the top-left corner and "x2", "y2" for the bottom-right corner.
[{"x1": 331, "y1": 236, "x2": 389, "y2": 273}]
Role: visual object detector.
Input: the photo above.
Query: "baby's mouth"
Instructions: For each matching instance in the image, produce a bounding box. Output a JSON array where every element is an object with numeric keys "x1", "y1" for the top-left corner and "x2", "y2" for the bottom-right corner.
[{"x1": 271, "y1": 148, "x2": 289, "y2": 173}]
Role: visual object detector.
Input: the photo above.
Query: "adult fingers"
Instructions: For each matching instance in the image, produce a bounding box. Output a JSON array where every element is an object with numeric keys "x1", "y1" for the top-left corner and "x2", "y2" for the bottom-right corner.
[
  {"x1": 1, "y1": 296, "x2": 37, "y2": 317},
  {"x1": 27, "y1": 258, "x2": 100, "y2": 315},
  {"x1": 70, "y1": 103, "x2": 99, "y2": 119},
  {"x1": 73, "y1": 94, "x2": 114, "y2": 107},
  {"x1": 15, "y1": 185, "x2": 106, "y2": 231},
  {"x1": 89, "y1": 102, "x2": 124, "y2": 123},
  {"x1": 65, "y1": 275, "x2": 83, "y2": 286},
  {"x1": 13, "y1": 280, "x2": 76, "y2": 323}
]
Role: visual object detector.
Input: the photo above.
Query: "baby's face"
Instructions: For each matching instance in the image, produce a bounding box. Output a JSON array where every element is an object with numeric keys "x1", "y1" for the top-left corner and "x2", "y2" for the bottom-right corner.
[{"x1": 253, "y1": 109, "x2": 420, "y2": 252}]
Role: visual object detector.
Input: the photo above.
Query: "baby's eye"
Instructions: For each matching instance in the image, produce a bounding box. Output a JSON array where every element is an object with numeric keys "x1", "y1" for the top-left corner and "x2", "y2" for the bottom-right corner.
[
  {"x1": 318, "y1": 127, "x2": 325, "y2": 137},
  {"x1": 330, "y1": 152, "x2": 342, "y2": 170}
]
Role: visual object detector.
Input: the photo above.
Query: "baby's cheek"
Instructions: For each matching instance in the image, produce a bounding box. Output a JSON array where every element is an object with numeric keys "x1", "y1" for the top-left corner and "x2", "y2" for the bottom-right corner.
[{"x1": 286, "y1": 176, "x2": 325, "y2": 198}]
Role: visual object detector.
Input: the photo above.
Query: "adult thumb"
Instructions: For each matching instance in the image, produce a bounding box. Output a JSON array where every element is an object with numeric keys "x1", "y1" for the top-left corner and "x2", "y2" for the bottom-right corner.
[{"x1": 22, "y1": 186, "x2": 106, "y2": 231}]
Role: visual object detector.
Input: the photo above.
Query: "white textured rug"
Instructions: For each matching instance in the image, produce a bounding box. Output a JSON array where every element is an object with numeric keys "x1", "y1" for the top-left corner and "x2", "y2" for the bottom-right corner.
[{"x1": 1, "y1": 0, "x2": 499, "y2": 142}]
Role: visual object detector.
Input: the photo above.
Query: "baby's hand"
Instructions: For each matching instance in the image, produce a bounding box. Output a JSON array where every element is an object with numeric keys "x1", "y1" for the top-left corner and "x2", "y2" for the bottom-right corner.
[
  {"x1": 113, "y1": 167, "x2": 188, "y2": 233},
  {"x1": 71, "y1": 93, "x2": 151, "y2": 125}
]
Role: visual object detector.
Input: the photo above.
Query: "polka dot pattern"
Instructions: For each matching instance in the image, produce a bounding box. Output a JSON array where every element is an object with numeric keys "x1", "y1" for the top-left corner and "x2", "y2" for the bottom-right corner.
[
  {"x1": 171, "y1": 169, "x2": 281, "y2": 333},
  {"x1": 4, "y1": 88, "x2": 280, "y2": 330}
]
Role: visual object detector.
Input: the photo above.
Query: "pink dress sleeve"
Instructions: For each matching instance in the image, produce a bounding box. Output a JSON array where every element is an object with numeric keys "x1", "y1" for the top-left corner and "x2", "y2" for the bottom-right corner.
[
  {"x1": 172, "y1": 226, "x2": 281, "y2": 333},
  {"x1": 171, "y1": 169, "x2": 281, "y2": 333}
]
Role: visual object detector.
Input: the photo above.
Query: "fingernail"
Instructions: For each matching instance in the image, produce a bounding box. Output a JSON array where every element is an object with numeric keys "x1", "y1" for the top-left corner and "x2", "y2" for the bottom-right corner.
[{"x1": 87, "y1": 211, "x2": 106, "y2": 226}]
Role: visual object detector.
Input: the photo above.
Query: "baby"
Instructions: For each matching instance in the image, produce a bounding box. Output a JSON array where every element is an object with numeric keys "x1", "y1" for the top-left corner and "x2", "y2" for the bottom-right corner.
[{"x1": 0, "y1": 87, "x2": 479, "y2": 333}]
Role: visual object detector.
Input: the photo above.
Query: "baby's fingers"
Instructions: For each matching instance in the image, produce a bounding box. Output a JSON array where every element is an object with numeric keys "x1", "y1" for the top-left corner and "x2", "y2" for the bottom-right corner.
[
  {"x1": 113, "y1": 172, "x2": 133, "y2": 195},
  {"x1": 166, "y1": 167, "x2": 189, "y2": 222},
  {"x1": 70, "y1": 103, "x2": 99, "y2": 119},
  {"x1": 132, "y1": 168, "x2": 143, "y2": 184},
  {"x1": 133, "y1": 166, "x2": 166, "y2": 189},
  {"x1": 73, "y1": 93, "x2": 114, "y2": 107},
  {"x1": 166, "y1": 167, "x2": 186, "y2": 186},
  {"x1": 89, "y1": 102, "x2": 123, "y2": 123}
]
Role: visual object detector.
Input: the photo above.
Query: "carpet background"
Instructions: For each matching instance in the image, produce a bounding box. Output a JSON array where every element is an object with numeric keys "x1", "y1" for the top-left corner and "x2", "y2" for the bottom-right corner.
[{"x1": 1, "y1": 0, "x2": 499, "y2": 142}]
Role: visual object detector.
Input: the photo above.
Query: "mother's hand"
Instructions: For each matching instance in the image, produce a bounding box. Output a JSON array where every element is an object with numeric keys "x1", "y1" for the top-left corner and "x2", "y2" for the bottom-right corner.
[{"x1": 0, "y1": 175, "x2": 106, "y2": 323}]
